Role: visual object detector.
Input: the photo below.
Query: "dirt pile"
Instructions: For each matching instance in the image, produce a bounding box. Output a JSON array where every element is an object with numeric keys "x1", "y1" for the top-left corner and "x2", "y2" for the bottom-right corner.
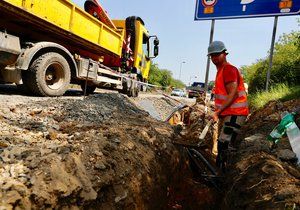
[
  {"x1": 2, "y1": 90, "x2": 298, "y2": 209},
  {"x1": 0, "y1": 93, "x2": 184, "y2": 209},
  {"x1": 158, "y1": 96, "x2": 300, "y2": 209},
  {"x1": 225, "y1": 99, "x2": 300, "y2": 209},
  {"x1": 165, "y1": 96, "x2": 217, "y2": 156}
]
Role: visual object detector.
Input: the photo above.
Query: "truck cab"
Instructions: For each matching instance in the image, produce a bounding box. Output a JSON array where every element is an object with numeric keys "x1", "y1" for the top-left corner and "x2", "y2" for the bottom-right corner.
[{"x1": 113, "y1": 17, "x2": 159, "y2": 83}]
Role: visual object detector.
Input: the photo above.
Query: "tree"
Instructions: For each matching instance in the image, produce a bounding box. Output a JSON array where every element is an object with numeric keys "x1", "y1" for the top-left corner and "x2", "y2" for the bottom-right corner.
[
  {"x1": 242, "y1": 28, "x2": 300, "y2": 93},
  {"x1": 148, "y1": 63, "x2": 185, "y2": 89}
]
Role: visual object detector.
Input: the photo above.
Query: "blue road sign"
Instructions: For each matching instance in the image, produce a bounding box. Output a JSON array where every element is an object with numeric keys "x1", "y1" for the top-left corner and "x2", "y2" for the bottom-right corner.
[{"x1": 195, "y1": 0, "x2": 300, "y2": 20}]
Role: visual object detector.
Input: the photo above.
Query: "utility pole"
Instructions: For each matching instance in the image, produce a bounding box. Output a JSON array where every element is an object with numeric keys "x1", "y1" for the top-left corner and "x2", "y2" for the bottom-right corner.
[{"x1": 179, "y1": 61, "x2": 186, "y2": 81}]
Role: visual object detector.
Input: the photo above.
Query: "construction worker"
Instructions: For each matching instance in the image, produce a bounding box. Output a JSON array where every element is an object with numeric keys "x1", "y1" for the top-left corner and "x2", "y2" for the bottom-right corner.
[{"x1": 208, "y1": 41, "x2": 249, "y2": 171}]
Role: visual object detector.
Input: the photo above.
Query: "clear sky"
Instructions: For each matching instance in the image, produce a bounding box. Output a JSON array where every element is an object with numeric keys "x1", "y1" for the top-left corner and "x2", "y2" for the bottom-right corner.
[{"x1": 73, "y1": 0, "x2": 299, "y2": 85}]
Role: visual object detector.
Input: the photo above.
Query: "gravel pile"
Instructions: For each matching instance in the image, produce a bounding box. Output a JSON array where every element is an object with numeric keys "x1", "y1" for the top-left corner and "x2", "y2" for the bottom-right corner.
[{"x1": 0, "y1": 93, "x2": 182, "y2": 209}]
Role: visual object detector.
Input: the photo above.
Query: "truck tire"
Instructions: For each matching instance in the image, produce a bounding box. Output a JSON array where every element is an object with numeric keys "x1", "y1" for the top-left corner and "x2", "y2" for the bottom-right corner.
[
  {"x1": 129, "y1": 86, "x2": 139, "y2": 97},
  {"x1": 141, "y1": 84, "x2": 147, "y2": 92},
  {"x1": 128, "y1": 80, "x2": 139, "y2": 97},
  {"x1": 23, "y1": 53, "x2": 71, "y2": 96},
  {"x1": 80, "y1": 83, "x2": 96, "y2": 95},
  {"x1": 134, "y1": 86, "x2": 139, "y2": 97}
]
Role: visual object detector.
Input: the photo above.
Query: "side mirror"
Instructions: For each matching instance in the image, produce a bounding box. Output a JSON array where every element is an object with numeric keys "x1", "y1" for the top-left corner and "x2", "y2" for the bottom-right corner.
[
  {"x1": 154, "y1": 45, "x2": 159, "y2": 57},
  {"x1": 149, "y1": 35, "x2": 159, "y2": 58}
]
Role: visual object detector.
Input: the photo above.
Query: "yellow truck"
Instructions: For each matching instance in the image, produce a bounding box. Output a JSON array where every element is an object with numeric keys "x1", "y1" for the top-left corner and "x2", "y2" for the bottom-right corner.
[{"x1": 0, "y1": 0, "x2": 159, "y2": 96}]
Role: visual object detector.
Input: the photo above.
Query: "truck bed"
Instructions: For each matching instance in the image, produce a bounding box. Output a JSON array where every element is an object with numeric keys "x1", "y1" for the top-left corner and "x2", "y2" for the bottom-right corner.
[{"x1": 0, "y1": 0, "x2": 123, "y2": 60}]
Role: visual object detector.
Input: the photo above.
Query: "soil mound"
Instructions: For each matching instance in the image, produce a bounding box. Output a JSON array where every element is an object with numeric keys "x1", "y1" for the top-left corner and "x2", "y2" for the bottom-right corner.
[
  {"x1": 0, "y1": 93, "x2": 183, "y2": 209},
  {"x1": 225, "y1": 99, "x2": 300, "y2": 209}
]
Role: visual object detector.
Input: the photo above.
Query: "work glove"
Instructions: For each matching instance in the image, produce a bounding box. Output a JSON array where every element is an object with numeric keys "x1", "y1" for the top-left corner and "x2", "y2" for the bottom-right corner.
[{"x1": 209, "y1": 109, "x2": 221, "y2": 122}]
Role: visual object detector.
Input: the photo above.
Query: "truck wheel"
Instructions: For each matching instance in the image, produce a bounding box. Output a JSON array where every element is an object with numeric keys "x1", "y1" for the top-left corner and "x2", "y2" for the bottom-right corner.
[
  {"x1": 81, "y1": 83, "x2": 96, "y2": 95},
  {"x1": 134, "y1": 86, "x2": 139, "y2": 97},
  {"x1": 23, "y1": 53, "x2": 70, "y2": 96},
  {"x1": 130, "y1": 86, "x2": 139, "y2": 97},
  {"x1": 128, "y1": 80, "x2": 139, "y2": 97},
  {"x1": 140, "y1": 84, "x2": 147, "y2": 92}
]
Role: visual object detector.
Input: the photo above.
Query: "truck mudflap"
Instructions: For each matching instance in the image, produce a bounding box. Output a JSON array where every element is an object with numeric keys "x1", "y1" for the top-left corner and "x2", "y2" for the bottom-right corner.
[{"x1": 0, "y1": 32, "x2": 21, "y2": 65}]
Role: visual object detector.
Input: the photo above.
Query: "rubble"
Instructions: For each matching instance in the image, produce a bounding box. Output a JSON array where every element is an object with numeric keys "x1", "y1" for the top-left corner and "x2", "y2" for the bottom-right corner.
[
  {"x1": 0, "y1": 91, "x2": 299, "y2": 209},
  {"x1": 150, "y1": 96, "x2": 300, "y2": 209},
  {"x1": 0, "y1": 93, "x2": 184, "y2": 209},
  {"x1": 164, "y1": 95, "x2": 218, "y2": 155},
  {"x1": 225, "y1": 99, "x2": 300, "y2": 209}
]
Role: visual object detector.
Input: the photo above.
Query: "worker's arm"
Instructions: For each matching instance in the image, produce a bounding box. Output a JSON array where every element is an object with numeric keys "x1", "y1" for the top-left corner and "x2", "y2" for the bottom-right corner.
[{"x1": 213, "y1": 82, "x2": 238, "y2": 121}]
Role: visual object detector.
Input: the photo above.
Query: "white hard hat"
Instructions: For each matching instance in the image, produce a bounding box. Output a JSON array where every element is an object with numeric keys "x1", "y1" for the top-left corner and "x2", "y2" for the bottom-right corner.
[{"x1": 207, "y1": 41, "x2": 227, "y2": 55}]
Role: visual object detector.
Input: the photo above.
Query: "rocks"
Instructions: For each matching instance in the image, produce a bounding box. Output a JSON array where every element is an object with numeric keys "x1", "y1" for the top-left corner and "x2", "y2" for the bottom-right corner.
[
  {"x1": 277, "y1": 149, "x2": 297, "y2": 161},
  {"x1": 94, "y1": 151, "x2": 103, "y2": 157},
  {"x1": 29, "y1": 108, "x2": 43, "y2": 116},
  {"x1": 112, "y1": 138, "x2": 121, "y2": 144},
  {"x1": 2, "y1": 190, "x2": 22, "y2": 205},
  {"x1": 244, "y1": 134, "x2": 265, "y2": 142},
  {"x1": 0, "y1": 141, "x2": 8, "y2": 148},
  {"x1": 45, "y1": 128, "x2": 58, "y2": 140},
  {"x1": 124, "y1": 141, "x2": 136, "y2": 150},
  {"x1": 115, "y1": 191, "x2": 128, "y2": 203},
  {"x1": 94, "y1": 161, "x2": 106, "y2": 170},
  {"x1": 0, "y1": 92, "x2": 181, "y2": 209},
  {"x1": 241, "y1": 134, "x2": 270, "y2": 153}
]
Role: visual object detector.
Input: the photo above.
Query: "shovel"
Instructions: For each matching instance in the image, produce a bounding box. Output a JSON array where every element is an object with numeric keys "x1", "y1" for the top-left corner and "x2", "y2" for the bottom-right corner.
[
  {"x1": 172, "y1": 119, "x2": 213, "y2": 148},
  {"x1": 198, "y1": 119, "x2": 213, "y2": 145}
]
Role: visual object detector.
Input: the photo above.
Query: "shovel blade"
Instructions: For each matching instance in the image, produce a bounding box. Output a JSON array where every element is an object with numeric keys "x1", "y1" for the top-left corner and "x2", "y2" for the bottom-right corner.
[{"x1": 199, "y1": 119, "x2": 213, "y2": 140}]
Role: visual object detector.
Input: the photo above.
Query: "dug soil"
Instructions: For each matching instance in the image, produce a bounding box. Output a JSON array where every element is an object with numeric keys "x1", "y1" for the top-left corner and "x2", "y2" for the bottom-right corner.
[
  {"x1": 0, "y1": 94, "x2": 185, "y2": 209},
  {"x1": 134, "y1": 96, "x2": 300, "y2": 209},
  {"x1": 1, "y1": 93, "x2": 219, "y2": 210},
  {"x1": 0, "y1": 92, "x2": 299, "y2": 209},
  {"x1": 225, "y1": 99, "x2": 300, "y2": 209}
]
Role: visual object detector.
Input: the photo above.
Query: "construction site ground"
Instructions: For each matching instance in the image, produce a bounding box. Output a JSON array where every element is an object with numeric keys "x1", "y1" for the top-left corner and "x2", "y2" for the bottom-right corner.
[{"x1": 0, "y1": 85, "x2": 299, "y2": 209}]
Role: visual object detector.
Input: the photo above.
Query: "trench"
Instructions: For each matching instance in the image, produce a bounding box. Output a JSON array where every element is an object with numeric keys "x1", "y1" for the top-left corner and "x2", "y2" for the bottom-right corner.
[
  {"x1": 1, "y1": 91, "x2": 299, "y2": 209},
  {"x1": 136, "y1": 98, "x2": 224, "y2": 209},
  {"x1": 0, "y1": 92, "x2": 228, "y2": 209},
  {"x1": 165, "y1": 146, "x2": 224, "y2": 209}
]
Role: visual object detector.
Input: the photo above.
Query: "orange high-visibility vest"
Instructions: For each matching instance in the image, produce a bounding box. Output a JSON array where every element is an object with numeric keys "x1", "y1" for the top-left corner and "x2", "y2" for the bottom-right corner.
[{"x1": 214, "y1": 64, "x2": 249, "y2": 116}]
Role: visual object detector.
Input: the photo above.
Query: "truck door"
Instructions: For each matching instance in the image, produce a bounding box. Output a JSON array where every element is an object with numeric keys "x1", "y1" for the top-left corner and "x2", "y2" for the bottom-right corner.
[{"x1": 133, "y1": 22, "x2": 151, "y2": 81}]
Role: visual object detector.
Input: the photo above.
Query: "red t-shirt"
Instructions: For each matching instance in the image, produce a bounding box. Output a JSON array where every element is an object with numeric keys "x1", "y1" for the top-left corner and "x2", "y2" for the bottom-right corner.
[{"x1": 223, "y1": 65, "x2": 239, "y2": 84}]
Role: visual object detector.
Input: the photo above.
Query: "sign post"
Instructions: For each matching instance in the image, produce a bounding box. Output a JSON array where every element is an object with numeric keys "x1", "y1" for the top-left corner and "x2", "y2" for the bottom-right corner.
[
  {"x1": 266, "y1": 16, "x2": 278, "y2": 91},
  {"x1": 204, "y1": 20, "x2": 215, "y2": 92}
]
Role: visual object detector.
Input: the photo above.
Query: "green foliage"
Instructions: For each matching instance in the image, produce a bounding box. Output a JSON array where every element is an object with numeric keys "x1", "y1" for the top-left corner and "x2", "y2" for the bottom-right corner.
[
  {"x1": 148, "y1": 63, "x2": 162, "y2": 86},
  {"x1": 242, "y1": 21, "x2": 300, "y2": 110},
  {"x1": 170, "y1": 79, "x2": 185, "y2": 89},
  {"x1": 208, "y1": 81, "x2": 215, "y2": 91},
  {"x1": 249, "y1": 84, "x2": 300, "y2": 110},
  {"x1": 242, "y1": 29, "x2": 300, "y2": 94},
  {"x1": 148, "y1": 63, "x2": 185, "y2": 89}
]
